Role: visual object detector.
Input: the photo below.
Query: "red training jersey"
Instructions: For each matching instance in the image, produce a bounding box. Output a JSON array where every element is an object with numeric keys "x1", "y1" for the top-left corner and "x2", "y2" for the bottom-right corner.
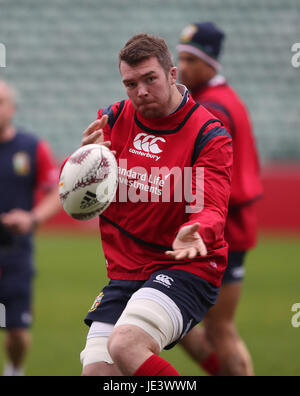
[
  {"x1": 191, "y1": 76, "x2": 263, "y2": 251},
  {"x1": 93, "y1": 94, "x2": 233, "y2": 286}
]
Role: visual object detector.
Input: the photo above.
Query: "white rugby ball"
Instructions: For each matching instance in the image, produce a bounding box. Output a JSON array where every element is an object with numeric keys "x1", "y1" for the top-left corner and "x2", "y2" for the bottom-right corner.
[{"x1": 59, "y1": 144, "x2": 118, "y2": 220}]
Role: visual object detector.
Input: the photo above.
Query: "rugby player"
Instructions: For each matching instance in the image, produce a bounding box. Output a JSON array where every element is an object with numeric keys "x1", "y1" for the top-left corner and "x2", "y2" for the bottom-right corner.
[
  {"x1": 177, "y1": 22, "x2": 263, "y2": 376},
  {"x1": 69, "y1": 34, "x2": 233, "y2": 376}
]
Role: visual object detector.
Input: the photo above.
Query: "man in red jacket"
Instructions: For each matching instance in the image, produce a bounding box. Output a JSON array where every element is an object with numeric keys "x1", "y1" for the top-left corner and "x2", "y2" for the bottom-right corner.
[
  {"x1": 177, "y1": 22, "x2": 263, "y2": 376},
  {"x1": 67, "y1": 33, "x2": 233, "y2": 376}
]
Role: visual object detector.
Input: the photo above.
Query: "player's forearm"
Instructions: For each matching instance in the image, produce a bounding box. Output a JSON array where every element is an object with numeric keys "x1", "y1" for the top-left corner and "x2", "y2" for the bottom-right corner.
[
  {"x1": 181, "y1": 138, "x2": 233, "y2": 246},
  {"x1": 32, "y1": 187, "x2": 61, "y2": 226},
  {"x1": 181, "y1": 209, "x2": 227, "y2": 246}
]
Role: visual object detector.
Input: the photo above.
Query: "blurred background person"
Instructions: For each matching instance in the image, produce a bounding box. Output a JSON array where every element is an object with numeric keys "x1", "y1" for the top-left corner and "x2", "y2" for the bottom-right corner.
[
  {"x1": 177, "y1": 22, "x2": 263, "y2": 376},
  {"x1": 0, "y1": 80, "x2": 61, "y2": 376}
]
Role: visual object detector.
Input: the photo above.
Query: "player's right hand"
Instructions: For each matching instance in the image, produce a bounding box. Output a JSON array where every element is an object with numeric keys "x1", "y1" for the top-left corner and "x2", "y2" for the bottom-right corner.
[{"x1": 82, "y1": 115, "x2": 115, "y2": 154}]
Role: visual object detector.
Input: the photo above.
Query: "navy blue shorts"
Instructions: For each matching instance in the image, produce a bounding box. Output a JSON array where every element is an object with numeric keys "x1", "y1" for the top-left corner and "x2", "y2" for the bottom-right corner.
[
  {"x1": 85, "y1": 269, "x2": 219, "y2": 349},
  {"x1": 222, "y1": 251, "x2": 247, "y2": 285},
  {"x1": 0, "y1": 263, "x2": 34, "y2": 329}
]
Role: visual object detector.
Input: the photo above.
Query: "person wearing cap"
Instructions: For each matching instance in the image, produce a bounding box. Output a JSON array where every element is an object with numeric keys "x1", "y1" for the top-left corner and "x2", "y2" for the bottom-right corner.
[{"x1": 177, "y1": 22, "x2": 263, "y2": 376}]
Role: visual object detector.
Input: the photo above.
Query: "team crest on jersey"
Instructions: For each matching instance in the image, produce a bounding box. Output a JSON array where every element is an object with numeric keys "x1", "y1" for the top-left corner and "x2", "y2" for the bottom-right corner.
[
  {"x1": 12, "y1": 152, "x2": 31, "y2": 176},
  {"x1": 180, "y1": 24, "x2": 198, "y2": 42},
  {"x1": 88, "y1": 292, "x2": 104, "y2": 312}
]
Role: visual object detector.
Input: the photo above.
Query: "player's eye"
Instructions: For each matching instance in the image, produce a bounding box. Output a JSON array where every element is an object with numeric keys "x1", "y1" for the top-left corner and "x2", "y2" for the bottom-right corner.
[
  {"x1": 147, "y1": 77, "x2": 156, "y2": 83},
  {"x1": 124, "y1": 82, "x2": 136, "y2": 89}
]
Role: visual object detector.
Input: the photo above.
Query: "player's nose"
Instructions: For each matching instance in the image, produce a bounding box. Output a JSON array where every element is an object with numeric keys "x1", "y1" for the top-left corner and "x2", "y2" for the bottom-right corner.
[{"x1": 137, "y1": 83, "x2": 149, "y2": 97}]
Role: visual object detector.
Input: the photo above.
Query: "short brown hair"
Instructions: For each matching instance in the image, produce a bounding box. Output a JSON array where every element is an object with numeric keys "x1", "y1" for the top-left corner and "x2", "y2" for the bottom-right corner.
[{"x1": 119, "y1": 33, "x2": 174, "y2": 75}]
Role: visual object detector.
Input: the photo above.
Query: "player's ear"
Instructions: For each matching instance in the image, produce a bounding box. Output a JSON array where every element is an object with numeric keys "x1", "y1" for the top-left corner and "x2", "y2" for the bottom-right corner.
[{"x1": 169, "y1": 67, "x2": 178, "y2": 85}]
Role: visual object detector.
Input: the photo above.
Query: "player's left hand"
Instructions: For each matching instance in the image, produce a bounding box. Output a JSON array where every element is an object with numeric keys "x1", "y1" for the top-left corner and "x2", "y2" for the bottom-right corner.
[
  {"x1": 0, "y1": 209, "x2": 37, "y2": 235},
  {"x1": 165, "y1": 223, "x2": 207, "y2": 260}
]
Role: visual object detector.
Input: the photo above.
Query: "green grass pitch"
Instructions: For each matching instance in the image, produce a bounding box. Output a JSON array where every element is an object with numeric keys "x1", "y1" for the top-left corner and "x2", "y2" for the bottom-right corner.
[{"x1": 1, "y1": 231, "x2": 300, "y2": 376}]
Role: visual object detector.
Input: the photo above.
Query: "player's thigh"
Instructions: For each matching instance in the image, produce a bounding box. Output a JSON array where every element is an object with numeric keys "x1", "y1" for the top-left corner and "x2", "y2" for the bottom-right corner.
[
  {"x1": 84, "y1": 279, "x2": 144, "y2": 328},
  {"x1": 137, "y1": 268, "x2": 220, "y2": 350},
  {"x1": 81, "y1": 280, "x2": 144, "y2": 375},
  {"x1": 81, "y1": 322, "x2": 122, "y2": 376}
]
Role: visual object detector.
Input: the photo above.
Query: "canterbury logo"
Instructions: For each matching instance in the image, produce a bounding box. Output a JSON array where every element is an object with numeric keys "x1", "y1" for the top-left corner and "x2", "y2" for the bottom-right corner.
[
  {"x1": 154, "y1": 274, "x2": 174, "y2": 287},
  {"x1": 133, "y1": 133, "x2": 166, "y2": 154}
]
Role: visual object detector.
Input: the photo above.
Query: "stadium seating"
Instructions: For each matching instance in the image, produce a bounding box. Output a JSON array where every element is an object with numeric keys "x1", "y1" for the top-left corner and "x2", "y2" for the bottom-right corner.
[{"x1": 0, "y1": 0, "x2": 299, "y2": 160}]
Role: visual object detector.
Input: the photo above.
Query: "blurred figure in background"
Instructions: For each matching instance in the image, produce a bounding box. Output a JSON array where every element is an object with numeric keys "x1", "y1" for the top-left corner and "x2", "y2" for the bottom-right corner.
[
  {"x1": 0, "y1": 80, "x2": 61, "y2": 376},
  {"x1": 177, "y1": 23, "x2": 263, "y2": 376}
]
